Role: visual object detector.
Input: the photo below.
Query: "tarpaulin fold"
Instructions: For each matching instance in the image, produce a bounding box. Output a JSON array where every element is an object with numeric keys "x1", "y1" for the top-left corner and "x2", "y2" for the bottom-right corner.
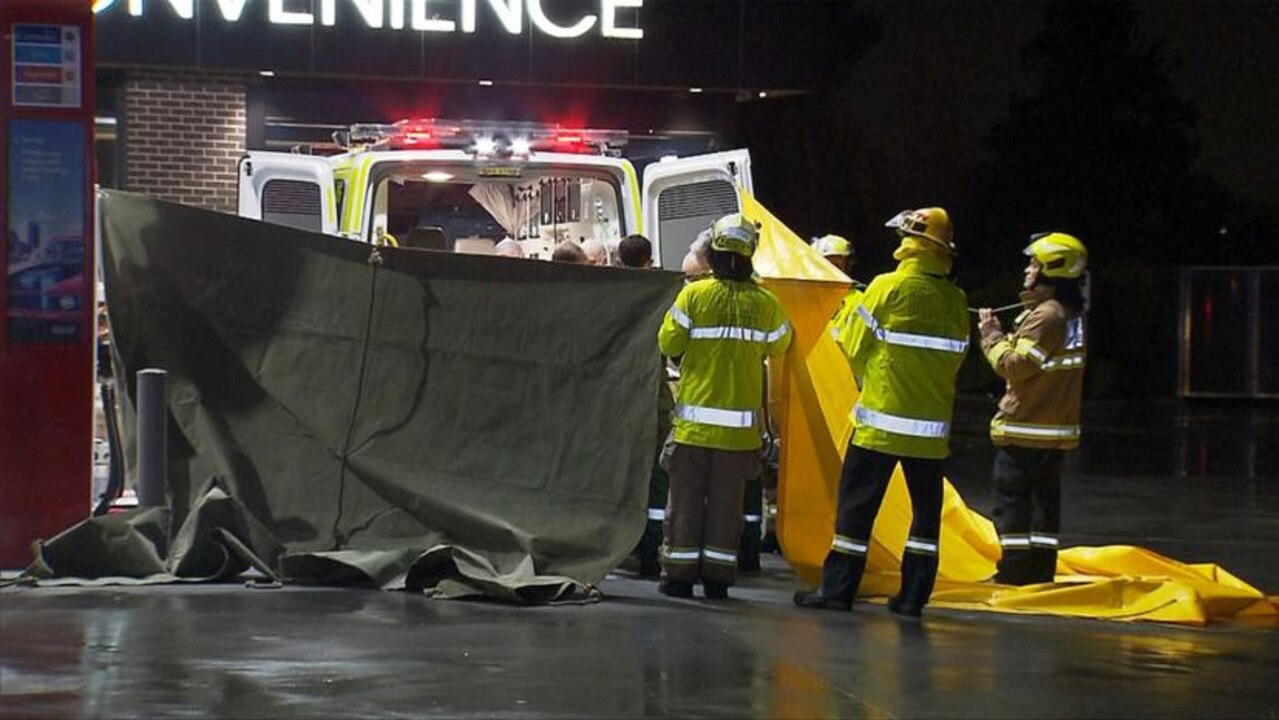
[
  {"x1": 747, "y1": 190, "x2": 1277, "y2": 625},
  {"x1": 19, "y1": 190, "x2": 679, "y2": 602}
]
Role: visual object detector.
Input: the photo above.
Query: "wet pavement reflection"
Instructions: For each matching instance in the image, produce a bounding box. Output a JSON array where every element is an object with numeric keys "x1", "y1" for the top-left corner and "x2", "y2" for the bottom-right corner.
[{"x1": 2, "y1": 400, "x2": 1277, "y2": 718}]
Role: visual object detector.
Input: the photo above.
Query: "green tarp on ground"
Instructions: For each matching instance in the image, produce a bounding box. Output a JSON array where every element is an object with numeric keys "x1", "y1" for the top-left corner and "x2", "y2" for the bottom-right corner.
[{"x1": 22, "y1": 190, "x2": 680, "y2": 602}]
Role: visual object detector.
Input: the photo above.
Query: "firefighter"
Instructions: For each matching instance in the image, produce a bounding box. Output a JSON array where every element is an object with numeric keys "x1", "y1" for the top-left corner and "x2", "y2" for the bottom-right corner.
[
  {"x1": 814, "y1": 233, "x2": 865, "y2": 352},
  {"x1": 657, "y1": 213, "x2": 793, "y2": 600},
  {"x1": 977, "y1": 232, "x2": 1088, "y2": 585},
  {"x1": 794, "y1": 207, "x2": 969, "y2": 618}
]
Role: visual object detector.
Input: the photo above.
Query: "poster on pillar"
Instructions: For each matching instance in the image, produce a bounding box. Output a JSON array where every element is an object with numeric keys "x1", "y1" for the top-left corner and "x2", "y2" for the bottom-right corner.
[{"x1": 5, "y1": 118, "x2": 87, "y2": 344}]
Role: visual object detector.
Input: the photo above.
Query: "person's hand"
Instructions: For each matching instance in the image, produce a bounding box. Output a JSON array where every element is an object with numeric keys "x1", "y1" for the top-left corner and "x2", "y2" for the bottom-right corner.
[{"x1": 978, "y1": 308, "x2": 1002, "y2": 337}]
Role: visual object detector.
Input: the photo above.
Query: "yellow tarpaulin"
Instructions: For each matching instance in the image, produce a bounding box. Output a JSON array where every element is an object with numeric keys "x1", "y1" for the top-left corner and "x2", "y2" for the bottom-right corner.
[{"x1": 746, "y1": 191, "x2": 1277, "y2": 626}]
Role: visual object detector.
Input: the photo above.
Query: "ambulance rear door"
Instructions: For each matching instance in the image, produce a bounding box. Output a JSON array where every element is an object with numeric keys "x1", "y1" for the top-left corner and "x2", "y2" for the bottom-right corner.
[
  {"x1": 237, "y1": 152, "x2": 339, "y2": 236},
  {"x1": 641, "y1": 150, "x2": 753, "y2": 269}
]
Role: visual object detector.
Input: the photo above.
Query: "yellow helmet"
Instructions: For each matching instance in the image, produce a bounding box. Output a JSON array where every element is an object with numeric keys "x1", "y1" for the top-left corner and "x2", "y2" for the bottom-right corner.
[
  {"x1": 710, "y1": 213, "x2": 760, "y2": 258},
  {"x1": 885, "y1": 207, "x2": 955, "y2": 254},
  {"x1": 1024, "y1": 232, "x2": 1087, "y2": 279},
  {"x1": 813, "y1": 234, "x2": 852, "y2": 258}
]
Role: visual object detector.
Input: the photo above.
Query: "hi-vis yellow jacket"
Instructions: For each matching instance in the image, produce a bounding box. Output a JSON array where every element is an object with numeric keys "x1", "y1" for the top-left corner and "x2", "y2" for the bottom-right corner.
[
  {"x1": 659, "y1": 278, "x2": 793, "y2": 451},
  {"x1": 836, "y1": 256, "x2": 970, "y2": 459},
  {"x1": 980, "y1": 296, "x2": 1086, "y2": 449}
]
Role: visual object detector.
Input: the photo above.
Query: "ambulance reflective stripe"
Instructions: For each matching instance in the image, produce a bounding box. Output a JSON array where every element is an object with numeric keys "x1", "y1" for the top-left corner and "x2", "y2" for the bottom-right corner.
[
  {"x1": 856, "y1": 305, "x2": 967, "y2": 354},
  {"x1": 1041, "y1": 353, "x2": 1085, "y2": 371},
  {"x1": 664, "y1": 547, "x2": 700, "y2": 563},
  {"x1": 1000, "y1": 534, "x2": 1032, "y2": 548},
  {"x1": 904, "y1": 537, "x2": 939, "y2": 556},
  {"x1": 689, "y1": 321, "x2": 790, "y2": 344},
  {"x1": 1029, "y1": 533, "x2": 1059, "y2": 548},
  {"x1": 674, "y1": 403, "x2": 755, "y2": 428},
  {"x1": 703, "y1": 546, "x2": 738, "y2": 565},
  {"x1": 647, "y1": 508, "x2": 666, "y2": 521},
  {"x1": 668, "y1": 304, "x2": 692, "y2": 329},
  {"x1": 991, "y1": 420, "x2": 1080, "y2": 441},
  {"x1": 831, "y1": 534, "x2": 868, "y2": 556},
  {"x1": 855, "y1": 406, "x2": 950, "y2": 439}
]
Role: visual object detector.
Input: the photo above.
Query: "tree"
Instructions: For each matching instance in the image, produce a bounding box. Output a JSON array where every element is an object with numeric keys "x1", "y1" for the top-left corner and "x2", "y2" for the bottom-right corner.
[{"x1": 967, "y1": 0, "x2": 1247, "y2": 397}]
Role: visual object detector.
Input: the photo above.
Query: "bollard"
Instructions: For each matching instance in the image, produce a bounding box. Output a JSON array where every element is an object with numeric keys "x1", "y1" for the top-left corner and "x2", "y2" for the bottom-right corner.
[{"x1": 136, "y1": 368, "x2": 168, "y2": 507}]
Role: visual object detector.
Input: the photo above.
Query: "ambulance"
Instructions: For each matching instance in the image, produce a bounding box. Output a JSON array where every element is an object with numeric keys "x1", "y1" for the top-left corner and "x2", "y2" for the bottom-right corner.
[{"x1": 237, "y1": 118, "x2": 753, "y2": 268}]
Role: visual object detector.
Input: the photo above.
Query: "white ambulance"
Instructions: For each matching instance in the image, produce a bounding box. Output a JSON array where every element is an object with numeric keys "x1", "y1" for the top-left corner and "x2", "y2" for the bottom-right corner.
[{"x1": 237, "y1": 118, "x2": 753, "y2": 268}]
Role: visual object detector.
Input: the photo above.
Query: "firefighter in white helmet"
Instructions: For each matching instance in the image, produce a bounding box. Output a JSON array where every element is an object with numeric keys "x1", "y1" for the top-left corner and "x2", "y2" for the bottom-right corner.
[
  {"x1": 977, "y1": 232, "x2": 1089, "y2": 585},
  {"x1": 813, "y1": 234, "x2": 865, "y2": 353},
  {"x1": 796, "y1": 207, "x2": 969, "y2": 617},
  {"x1": 657, "y1": 212, "x2": 793, "y2": 600}
]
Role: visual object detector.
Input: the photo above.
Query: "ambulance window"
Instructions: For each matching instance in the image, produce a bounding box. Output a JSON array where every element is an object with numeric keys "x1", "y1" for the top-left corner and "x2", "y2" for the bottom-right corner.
[
  {"x1": 262, "y1": 179, "x2": 323, "y2": 233},
  {"x1": 656, "y1": 180, "x2": 739, "y2": 269}
]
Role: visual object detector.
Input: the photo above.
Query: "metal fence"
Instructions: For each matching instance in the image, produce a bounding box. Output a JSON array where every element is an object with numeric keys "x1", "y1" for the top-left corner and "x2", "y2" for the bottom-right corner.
[{"x1": 1179, "y1": 266, "x2": 1279, "y2": 399}]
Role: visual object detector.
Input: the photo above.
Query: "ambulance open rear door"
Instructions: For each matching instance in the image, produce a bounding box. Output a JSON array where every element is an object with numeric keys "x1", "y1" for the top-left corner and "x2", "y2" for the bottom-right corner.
[
  {"x1": 641, "y1": 150, "x2": 753, "y2": 269},
  {"x1": 237, "y1": 152, "x2": 338, "y2": 236}
]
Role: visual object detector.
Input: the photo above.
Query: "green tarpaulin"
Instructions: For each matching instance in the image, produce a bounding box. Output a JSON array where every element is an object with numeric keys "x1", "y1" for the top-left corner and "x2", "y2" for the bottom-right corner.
[{"x1": 22, "y1": 190, "x2": 680, "y2": 603}]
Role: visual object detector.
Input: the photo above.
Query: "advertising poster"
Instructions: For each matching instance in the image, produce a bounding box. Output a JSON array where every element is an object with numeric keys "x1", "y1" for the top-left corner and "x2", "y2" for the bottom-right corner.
[
  {"x1": 6, "y1": 119, "x2": 86, "y2": 344},
  {"x1": 11, "y1": 24, "x2": 82, "y2": 109}
]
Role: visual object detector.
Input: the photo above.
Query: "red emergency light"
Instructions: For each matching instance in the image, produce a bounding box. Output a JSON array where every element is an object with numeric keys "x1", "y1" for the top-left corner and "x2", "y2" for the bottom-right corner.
[{"x1": 342, "y1": 118, "x2": 627, "y2": 156}]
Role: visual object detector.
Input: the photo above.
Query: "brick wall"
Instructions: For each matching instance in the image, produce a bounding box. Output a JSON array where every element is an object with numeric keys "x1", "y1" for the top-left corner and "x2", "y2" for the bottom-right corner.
[{"x1": 123, "y1": 70, "x2": 246, "y2": 213}]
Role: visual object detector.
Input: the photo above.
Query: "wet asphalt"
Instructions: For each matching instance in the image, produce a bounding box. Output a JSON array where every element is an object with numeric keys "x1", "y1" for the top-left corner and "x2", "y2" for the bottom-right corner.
[{"x1": 2, "y1": 398, "x2": 1277, "y2": 719}]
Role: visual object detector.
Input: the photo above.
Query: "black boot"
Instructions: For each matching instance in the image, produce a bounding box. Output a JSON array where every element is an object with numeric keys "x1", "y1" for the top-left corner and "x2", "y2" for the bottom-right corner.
[
  {"x1": 659, "y1": 580, "x2": 693, "y2": 598},
  {"x1": 793, "y1": 589, "x2": 852, "y2": 611},
  {"x1": 703, "y1": 582, "x2": 730, "y2": 600},
  {"x1": 887, "y1": 596, "x2": 923, "y2": 619}
]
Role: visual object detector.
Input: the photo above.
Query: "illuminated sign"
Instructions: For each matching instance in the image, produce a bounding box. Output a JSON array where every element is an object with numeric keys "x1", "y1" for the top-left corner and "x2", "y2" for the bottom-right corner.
[{"x1": 91, "y1": 0, "x2": 644, "y2": 39}]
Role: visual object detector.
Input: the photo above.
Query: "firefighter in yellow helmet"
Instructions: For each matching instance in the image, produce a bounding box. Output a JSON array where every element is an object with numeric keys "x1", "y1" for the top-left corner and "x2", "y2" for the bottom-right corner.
[
  {"x1": 796, "y1": 207, "x2": 969, "y2": 617},
  {"x1": 977, "y1": 232, "x2": 1088, "y2": 585},
  {"x1": 657, "y1": 212, "x2": 793, "y2": 599}
]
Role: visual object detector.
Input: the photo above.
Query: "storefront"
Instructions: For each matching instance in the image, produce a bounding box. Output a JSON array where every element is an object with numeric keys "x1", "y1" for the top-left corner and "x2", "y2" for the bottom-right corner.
[{"x1": 92, "y1": 0, "x2": 849, "y2": 212}]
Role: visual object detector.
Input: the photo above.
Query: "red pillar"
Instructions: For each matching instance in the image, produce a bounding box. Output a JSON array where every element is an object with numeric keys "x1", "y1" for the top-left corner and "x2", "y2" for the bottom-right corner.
[{"x1": 0, "y1": 0, "x2": 96, "y2": 568}]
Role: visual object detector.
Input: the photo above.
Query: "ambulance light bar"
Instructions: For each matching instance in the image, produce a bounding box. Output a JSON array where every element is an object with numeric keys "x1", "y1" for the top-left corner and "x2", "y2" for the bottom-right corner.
[{"x1": 342, "y1": 119, "x2": 629, "y2": 156}]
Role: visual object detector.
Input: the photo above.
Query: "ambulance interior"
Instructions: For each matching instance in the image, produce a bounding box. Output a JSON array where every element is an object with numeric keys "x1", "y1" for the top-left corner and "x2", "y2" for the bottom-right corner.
[{"x1": 369, "y1": 165, "x2": 625, "y2": 259}]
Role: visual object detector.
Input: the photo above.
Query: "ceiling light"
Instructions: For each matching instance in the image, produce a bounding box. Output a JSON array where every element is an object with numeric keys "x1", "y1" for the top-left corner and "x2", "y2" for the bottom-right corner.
[
  {"x1": 689, "y1": 87, "x2": 703, "y2": 94},
  {"x1": 758, "y1": 91, "x2": 768, "y2": 99},
  {"x1": 258, "y1": 69, "x2": 276, "y2": 77},
  {"x1": 478, "y1": 79, "x2": 494, "y2": 86}
]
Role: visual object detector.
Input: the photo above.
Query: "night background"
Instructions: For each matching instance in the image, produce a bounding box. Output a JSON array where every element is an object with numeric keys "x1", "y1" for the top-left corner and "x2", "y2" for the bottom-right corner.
[{"x1": 734, "y1": 0, "x2": 1279, "y2": 400}]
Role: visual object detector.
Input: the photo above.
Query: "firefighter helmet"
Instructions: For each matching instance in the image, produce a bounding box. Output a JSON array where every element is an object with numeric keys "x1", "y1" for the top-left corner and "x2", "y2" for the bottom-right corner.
[
  {"x1": 1024, "y1": 232, "x2": 1087, "y2": 279},
  {"x1": 710, "y1": 213, "x2": 760, "y2": 258},
  {"x1": 885, "y1": 207, "x2": 955, "y2": 254},
  {"x1": 813, "y1": 234, "x2": 853, "y2": 258}
]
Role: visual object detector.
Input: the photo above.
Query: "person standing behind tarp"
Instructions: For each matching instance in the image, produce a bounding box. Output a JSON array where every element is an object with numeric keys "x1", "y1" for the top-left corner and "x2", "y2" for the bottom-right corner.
[
  {"x1": 795, "y1": 207, "x2": 969, "y2": 618},
  {"x1": 815, "y1": 234, "x2": 867, "y2": 359},
  {"x1": 657, "y1": 214, "x2": 793, "y2": 600},
  {"x1": 619, "y1": 234, "x2": 671, "y2": 578},
  {"x1": 977, "y1": 233, "x2": 1089, "y2": 585}
]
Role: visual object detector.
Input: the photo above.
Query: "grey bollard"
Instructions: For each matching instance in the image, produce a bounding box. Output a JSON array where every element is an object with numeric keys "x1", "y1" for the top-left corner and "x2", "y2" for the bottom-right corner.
[{"x1": 136, "y1": 368, "x2": 168, "y2": 507}]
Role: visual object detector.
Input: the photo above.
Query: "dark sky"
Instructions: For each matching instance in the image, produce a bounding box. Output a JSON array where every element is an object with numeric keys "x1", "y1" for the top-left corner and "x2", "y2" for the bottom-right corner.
[{"x1": 842, "y1": 0, "x2": 1279, "y2": 214}]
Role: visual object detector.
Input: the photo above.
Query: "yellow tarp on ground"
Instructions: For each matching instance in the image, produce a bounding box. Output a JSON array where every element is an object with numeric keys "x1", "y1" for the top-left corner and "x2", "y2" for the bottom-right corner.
[{"x1": 746, "y1": 191, "x2": 1278, "y2": 626}]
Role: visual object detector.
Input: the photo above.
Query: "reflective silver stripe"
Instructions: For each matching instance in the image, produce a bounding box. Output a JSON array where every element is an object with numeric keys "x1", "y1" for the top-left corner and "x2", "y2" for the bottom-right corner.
[
  {"x1": 1030, "y1": 534, "x2": 1059, "y2": 548},
  {"x1": 674, "y1": 403, "x2": 756, "y2": 429},
  {"x1": 665, "y1": 549, "x2": 700, "y2": 561},
  {"x1": 703, "y1": 548, "x2": 737, "y2": 563},
  {"x1": 857, "y1": 305, "x2": 966, "y2": 354},
  {"x1": 855, "y1": 405, "x2": 950, "y2": 439},
  {"x1": 831, "y1": 535, "x2": 868, "y2": 554},
  {"x1": 1042, "y1": 354, "x2": 1085, "y2": 371},
  {"x1": 1000, "y1": 535, "x2": 1032, "y2": 548},
  {"x1": 882, "y1": 329, "x2": 967, "y2": 354},
  {"x1": 904, "y1": 538, "x2": 938, "y2": 554},
  {"x1": 995, "y1": 422, "x2": 1080, "y2": 439},
  {"x1": 647, "y1": 509, "x2": 666, "y2": 521},
  {"x1": 743, "y1": 514, "x2": 763, "y2": 523},
  {"x1": 765, "y1": 321, "x2": 790, "y2": 343},
  {"x1": 690, "y1": 326, "x2": 768, "y2": 342},
  {"x1": 1015, "y1": 338, "x2": 1048, "y2": 364},
  {"x1": 669, "y1": 304, "x2": 692, "y2": 329}
]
